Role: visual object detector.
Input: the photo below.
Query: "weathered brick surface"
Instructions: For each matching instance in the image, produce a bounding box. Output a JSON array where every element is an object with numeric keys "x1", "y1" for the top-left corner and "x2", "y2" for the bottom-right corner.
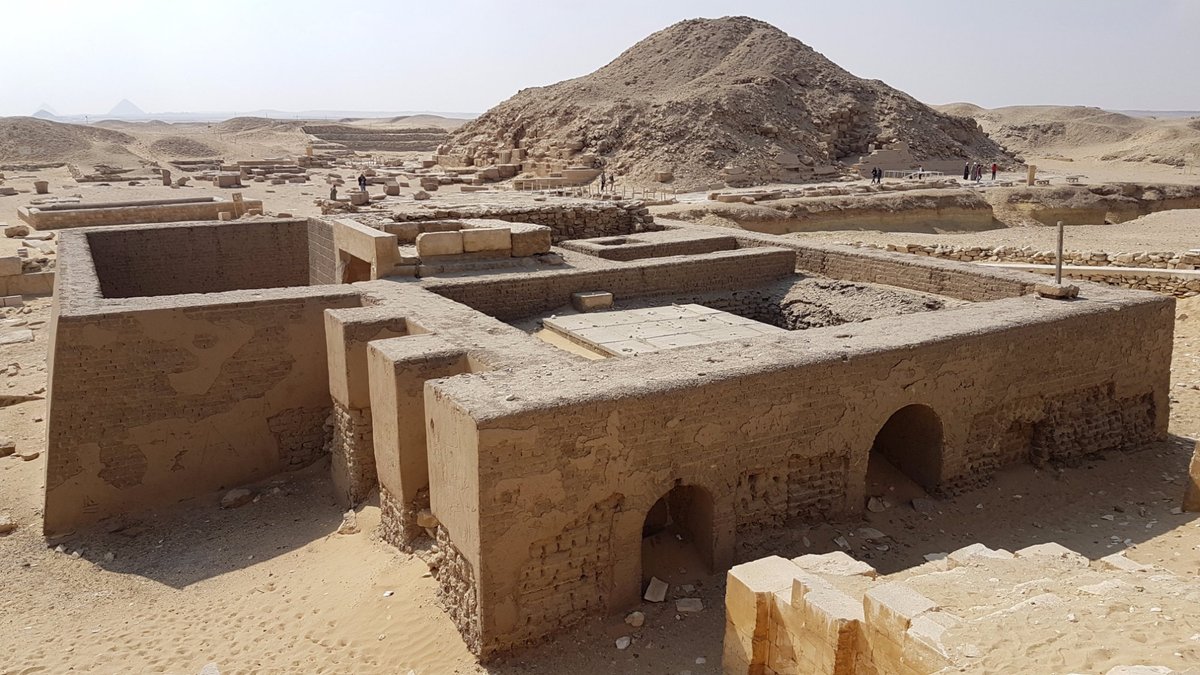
[
  {"x1": 424, "y1": 248, "x2": 796, "y2": 321},
  {"x1": 86, "y1": 219, "x2": 312, "y2": 297},
  {"x1": 425, "y1": 286, "x2": 1171, "y2": 655},
  {"x1": 329, "y1": 402, "x2": 375, "y2": 504}
]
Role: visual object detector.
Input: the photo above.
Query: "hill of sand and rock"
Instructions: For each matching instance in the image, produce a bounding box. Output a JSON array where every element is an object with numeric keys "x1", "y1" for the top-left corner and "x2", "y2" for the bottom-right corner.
[
  {"x1": 444, "y1": 16, "x2": 1011, "y2": 190},
  {"x1": 937, "y1": 103, "x2": 1200, "y2": 169},
  {"x1": 0, "y1": 114, "x2": 469, "y2": 168}
]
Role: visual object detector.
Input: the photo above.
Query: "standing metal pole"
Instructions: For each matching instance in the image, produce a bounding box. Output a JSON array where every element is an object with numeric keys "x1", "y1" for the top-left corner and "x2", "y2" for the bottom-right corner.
[{"x1": 1055, "y1": 220, "x2": 1064, "y2": 284}]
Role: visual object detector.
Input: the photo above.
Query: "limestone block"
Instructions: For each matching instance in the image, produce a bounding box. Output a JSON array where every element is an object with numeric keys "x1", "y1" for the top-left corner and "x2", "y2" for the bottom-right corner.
[
  {"x1": 947, "y1": 543, "x2": 1014, "y2": 567},
  {"x1": 510, "y1": 226, "x2": 552, "y2": 257},
  {"x1": 461, "y1": 227, "x2": 511, "y2": 253},
  {"x1": 790, "y1": 574, "x2": 863, "y2": 670},
  {"x1": 416, "y1": 231, "x2": 464, "y2": 257},
  {"x1": 0, "y1": 257, "x2": 21, "y2": 277},
  {"x1": 350, "y1": 191, "x2": 370, "y2": 206},
  {"x1": 1015, "y1": 542, "x2": 1088, "y2": 567},
  {"x1": 571, "y1": 291, "x2": 613, "y2": 313},
  {"x1": 725, "y1": 556, "x2": 801, "y2": 670},
  {"x1": 792, "y1": 550, "x2": 878, "y2": 578},
  {"x1": 33, "y1": 180, "x2": 48, "y2": 194},
  {"x1": 2, "y1": 295, "x2": 23, "y2": 307},
  {"x1": 863, "y1": 582, "x2": 937, "y2": 639},
  {"x1": 1097, "y1": 552, "x2": 1152, "y2": 573}
]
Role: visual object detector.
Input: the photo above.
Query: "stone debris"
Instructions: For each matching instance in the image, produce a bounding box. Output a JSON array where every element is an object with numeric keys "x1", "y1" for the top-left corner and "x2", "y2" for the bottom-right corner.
[
  {"x1": 336, "y1": 509, "x2": 360, "y2": 535},
  {"x1": 624, "y1": 611, "x2": 645, "y2": 627},
  {"x1": 643, "y1": 576, "x2": 668, "y2": 602},
  {"x1": 219, "y1": 488, "x2": 254, "y2": 509},
  {"x1": 415, "y1": 508, "x2": 440, "y2": 529},
  {"x1": 615, "y1": 636, "x2": 631, "y2": 650},
  {"x1": 675, "y1": 598, "x2": 703, "y2": 613},
  {"x1": 18, "y1": 451, "x2": 39, "y2": 461},
  {"x1": 1098, "y1": 552, "x2": 1153, "y2": 573},
  {"x1": 866, "y1": 496, "x2": 888, "y2": 513},
  {"x1": 912, "y1": 497, "x2": 938, "y2": 514},
  {"x1": 0, "y1": 330, "x2": 34, "y2": 346},
  {"x1": 0, "y1": 513, "x2": 16, "y2": 535},
  {"x1": 4, "y1": 224, "x2": 30, "y2": 238},
  {"x1": 198, "y1": 663, "x2": 221, "y2": 675},
  {"x1": 0, "y1": 438, "x2": 14, "y2": 457}
]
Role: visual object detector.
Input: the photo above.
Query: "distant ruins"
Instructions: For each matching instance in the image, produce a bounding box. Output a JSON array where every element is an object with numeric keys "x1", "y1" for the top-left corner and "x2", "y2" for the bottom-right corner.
[{"x1": 38, "y1": 189, "x2": 1171, "y2": 661}]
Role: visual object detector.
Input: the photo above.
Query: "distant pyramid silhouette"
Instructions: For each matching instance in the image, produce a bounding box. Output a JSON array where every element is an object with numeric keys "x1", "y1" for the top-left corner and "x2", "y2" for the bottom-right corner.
[
  {"x1": 31, "y1": 108, "x2": 58, "y2": 119},
  {"x1": 108, "y1": 99, "x2": 146, "y2": 116}
]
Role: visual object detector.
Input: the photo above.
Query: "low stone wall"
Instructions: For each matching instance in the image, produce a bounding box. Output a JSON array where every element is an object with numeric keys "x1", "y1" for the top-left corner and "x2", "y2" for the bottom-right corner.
[
  {"x1": 864, "y1": 241, "x2": 1200, "y2": 271},
  {"x1": 391, "y1": 201, "x2": 658, "y2": 244},
  {"x1": 851, "y1": 242, "x2": 1200, "y2": 297}
]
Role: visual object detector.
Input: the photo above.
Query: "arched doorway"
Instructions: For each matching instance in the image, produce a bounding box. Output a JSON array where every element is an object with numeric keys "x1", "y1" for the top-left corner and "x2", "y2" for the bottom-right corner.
[
  {"x1": 866, "y1": 404, "x2": 944, "y2": 503},
  {"x1": 641, "y1": 483, "x2": 714, "y2": 588}
]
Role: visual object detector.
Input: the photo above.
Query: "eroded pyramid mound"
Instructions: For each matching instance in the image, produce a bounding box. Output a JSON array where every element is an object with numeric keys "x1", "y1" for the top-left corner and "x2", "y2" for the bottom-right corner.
[{"x1": 444, "y1": 16, "x2": 1010, "y2": 189}]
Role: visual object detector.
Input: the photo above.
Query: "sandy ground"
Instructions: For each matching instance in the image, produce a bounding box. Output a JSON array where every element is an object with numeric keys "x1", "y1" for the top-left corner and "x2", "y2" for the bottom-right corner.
[{"x1": 4, "y1": 288, "x2": 1200, "y2": 673}]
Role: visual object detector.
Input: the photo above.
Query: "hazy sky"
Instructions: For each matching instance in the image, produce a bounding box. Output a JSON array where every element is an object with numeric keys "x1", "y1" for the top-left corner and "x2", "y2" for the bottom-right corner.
[{"x1": 2, "y1": 0, "x2": 1197, "y2": 117}]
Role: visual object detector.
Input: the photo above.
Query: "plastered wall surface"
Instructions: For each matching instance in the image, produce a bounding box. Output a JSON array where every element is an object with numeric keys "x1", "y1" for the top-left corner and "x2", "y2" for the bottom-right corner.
[
  {"x1": 43, "y1": 221, "x2": 361, "y2": 534},
  {"x1": 421, "y1": 285, "x2": 1171, "y2": 655}
]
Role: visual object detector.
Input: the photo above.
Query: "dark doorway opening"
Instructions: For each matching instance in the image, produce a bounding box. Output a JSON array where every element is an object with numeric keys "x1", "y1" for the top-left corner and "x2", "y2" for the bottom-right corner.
[
  {"x1": 641, "y1": 484, "x2": 714, "y2": 589},
  {"x1": 866, "y1": 404, "x2": 944, "y2": 505}
]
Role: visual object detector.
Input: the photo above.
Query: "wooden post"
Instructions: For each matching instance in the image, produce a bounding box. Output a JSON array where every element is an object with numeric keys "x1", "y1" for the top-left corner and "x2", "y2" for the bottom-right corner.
[{"x1": 1055, "y1": 220, "x2": 1064, "y2": 284}]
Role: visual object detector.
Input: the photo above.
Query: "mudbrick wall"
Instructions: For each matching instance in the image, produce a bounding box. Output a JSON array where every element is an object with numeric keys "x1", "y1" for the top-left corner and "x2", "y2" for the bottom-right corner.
[
  {"x1": 423, "y1": 287, "x2": 1171, "y2": 656},
  {"x1": 44, "y1": 224, "x2": 362, "y2": 534},
  {"x1": 85, "y1": 219, "x2": 312, "y2": 297},
  {"x1": 391, "y1": 201, "x2": 659, "y2": 244},
  {"x1": 425, "y1": 248, "x2": 797, "y2": 321},
  {"x1": 307, "y1": 218, "x2": 337, "y2": 285}
]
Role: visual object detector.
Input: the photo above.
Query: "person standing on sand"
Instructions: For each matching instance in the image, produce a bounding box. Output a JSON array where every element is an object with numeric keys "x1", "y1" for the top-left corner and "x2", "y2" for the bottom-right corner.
[
  {"x1": 600, "y1": 172, "x2": 607, "y2": 192},
  {"x1": 610, "y1": 174, "x2": 617, "y2": 192},
  {"x1": 963, "y1": 162, "x2": 970, "y2": 181},
  {"x1": 357, "y1": 173, "x2": 367, "y2": 193},
  {"x1": 329, "y1": 184, "x2": 338, "y2": 201},
  {"x1": 991, "y1": 162, "x2": 999, "y2": 181}
]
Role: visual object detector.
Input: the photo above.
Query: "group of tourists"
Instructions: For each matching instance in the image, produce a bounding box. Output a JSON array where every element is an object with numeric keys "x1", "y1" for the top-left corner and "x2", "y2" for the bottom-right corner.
[
  {"x1": 964, "y1": 162, "x2": 999, "y2": 182},
  {"x1": 868, "y1": 167, "x2": 884, "y2": 184},
  {"x1": 598, "y1": 171, "x2": 618, "y2": 192}
]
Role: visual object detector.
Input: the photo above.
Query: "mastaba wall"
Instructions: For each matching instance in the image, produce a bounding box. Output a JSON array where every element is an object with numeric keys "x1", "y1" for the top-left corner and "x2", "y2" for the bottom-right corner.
[
  {"x1": 18, "y1": 197, "x2": 264, "y2": 230},
  {"x1": 43, "y1": 220, "x2": 359, "y2": 534},
  {"x1": 423, "y1": 285, "x2": 1171, "y2": 656}
]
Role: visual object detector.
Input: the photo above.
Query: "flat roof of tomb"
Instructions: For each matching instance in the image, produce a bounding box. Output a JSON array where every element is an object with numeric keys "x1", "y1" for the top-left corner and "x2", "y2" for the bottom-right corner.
[{"x1": 544, "y1": 304, "x2": 785, "y2": 356}]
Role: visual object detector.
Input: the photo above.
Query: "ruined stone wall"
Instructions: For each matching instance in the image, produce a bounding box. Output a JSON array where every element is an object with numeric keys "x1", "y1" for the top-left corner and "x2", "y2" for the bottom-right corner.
[
  {"x1": 392, "y1": 202, "x2": 658, "y2": 244},
  {"x1": 425, "y1": 290, "x2": 1171, "y2": 655},
  {"x1": 86, "y1": 220, "x2": 311, "y2": 298},
  {"x1": 425, "y1": 248, "x2": 796, "y2": 321}
]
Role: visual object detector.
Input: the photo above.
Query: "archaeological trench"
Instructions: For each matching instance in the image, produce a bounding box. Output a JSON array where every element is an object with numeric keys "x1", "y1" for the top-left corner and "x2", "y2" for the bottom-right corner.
[{"x1": 26, "y1": 191, "x2": 1187, "y2": 671}]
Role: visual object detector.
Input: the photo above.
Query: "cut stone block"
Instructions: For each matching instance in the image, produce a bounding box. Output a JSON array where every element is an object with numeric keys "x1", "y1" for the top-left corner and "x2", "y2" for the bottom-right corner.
[
  {"x1": 792, "y1": 551, "x2": 879, "y2": 578},
  {"x1": 863, "y1": 582, "x2": 937, "y2": 638},
  {"x1": 510, "y1": 226, "x2": 552, "y2": 257},
  {"x1": 571, "y1": 291, "x2": 614, "y2": 313},
  {"x1": 461, "y1": 227, "x2": 511, "y2": 253},
  {"x1": 947, "y1": 542, "x2": 1014, "y2": 566},
  {"x1": 0, "y1": 257, "x2": 21, "y2": 276},
  {"x1": 1097, "y1": 552, "x2": 1152, "y2": 573},
  {"x1": 1015, "y1": 541, "x2": 1088, "y2": 567},
  {"x1": 416, "y1": 231, "x2": 464, "y2": 257},
  {"x1": 644, "y1": 576, "x2": 668, "y2": 602}
]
